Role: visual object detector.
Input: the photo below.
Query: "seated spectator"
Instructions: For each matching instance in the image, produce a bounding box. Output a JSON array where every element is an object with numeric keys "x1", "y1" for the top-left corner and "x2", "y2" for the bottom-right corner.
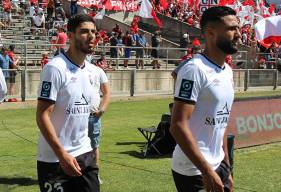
[
  {"x1": 41, "y1": 51, "x2": 49, "y2": 68},
  {"x1": 31, "y1": 10, "x2": 46, "y2": 36}
]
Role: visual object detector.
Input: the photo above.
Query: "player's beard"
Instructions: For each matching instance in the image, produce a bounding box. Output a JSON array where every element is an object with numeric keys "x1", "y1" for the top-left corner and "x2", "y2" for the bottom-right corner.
[
  {"x1": 216, "y1": 37, "x2": 239, "y2": 55},
  {"x1": 74, "y1": 36, "x2": 94, "y2": 54}
]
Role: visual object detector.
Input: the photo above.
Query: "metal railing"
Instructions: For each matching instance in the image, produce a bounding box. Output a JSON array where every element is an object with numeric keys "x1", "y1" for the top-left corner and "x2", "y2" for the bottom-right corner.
[{"x1": 1, "y1": 69, "x2": 281, "y2": 101}]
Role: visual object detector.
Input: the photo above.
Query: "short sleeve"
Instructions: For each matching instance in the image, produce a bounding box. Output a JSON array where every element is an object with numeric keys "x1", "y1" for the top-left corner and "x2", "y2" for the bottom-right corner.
[
  {"x1": 174, "y1": 64, "x2": 205, "y2": 104},
  {"x1": 38, "y1": 65, "x2": 62, "y2": 102},
  {"x1": 99, "y1": 68, "x2": 108, "y2": 84}
]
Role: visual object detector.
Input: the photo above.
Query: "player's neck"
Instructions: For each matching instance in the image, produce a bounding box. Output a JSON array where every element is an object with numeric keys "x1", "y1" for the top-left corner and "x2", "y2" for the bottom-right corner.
[
  {"x1": 203, "y1": 49, "x2": 226, "y2": 68},
  {"x1": 66, "y1": 48, "x2": 86, "y2": 67}
]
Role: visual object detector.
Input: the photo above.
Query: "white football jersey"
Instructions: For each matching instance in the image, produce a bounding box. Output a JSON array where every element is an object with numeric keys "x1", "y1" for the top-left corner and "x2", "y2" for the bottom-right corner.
[
  {"x1": 37, "y1": 53, "x2": 97, "y2": 162},
  {"x1": 172, "y1": 54, "x2": 234, "y2": 176},
  {"x1": 89, "y1": 65, "x2": 108, "y2": 112}
]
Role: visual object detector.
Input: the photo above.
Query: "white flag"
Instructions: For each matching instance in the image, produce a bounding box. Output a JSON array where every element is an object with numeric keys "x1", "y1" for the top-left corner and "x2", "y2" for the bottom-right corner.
[
  {"x1": 95, "y1": 7, "x2": 105, "y2": 20},
  {"x1": 138, "y1": 0, "x2": 153, "y2": 18},
  {"x1": 254, "y1": 16, "x2": 281, "y2": 48}
]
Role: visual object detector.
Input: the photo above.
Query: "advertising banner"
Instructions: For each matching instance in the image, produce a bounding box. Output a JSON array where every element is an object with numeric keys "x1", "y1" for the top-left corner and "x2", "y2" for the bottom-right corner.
[{"x1": 227, "y1": 97, "x2": 281, "y2": 148}]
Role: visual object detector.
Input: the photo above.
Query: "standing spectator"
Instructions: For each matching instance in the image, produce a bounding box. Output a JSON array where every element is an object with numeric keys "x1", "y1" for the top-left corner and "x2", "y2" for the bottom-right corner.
[
  {"x1": 8, "y1": 45, "x2": 20, "y2": 102},
  {"x1": 0, "y1": 67, "x2": 7, "y2": 102},
  {"x1": 0, "y1": 47, "x2": 12, "y2": 95},
  {"x1": 29, "y1": 2, "x2": 36, "y2": 17},
  {"x1": 112, "y1": 24, "x2": 122, "y2": 36},
  {"x1": 46, "y1": 0, "x2": 55, "y2": 20},
  {"x1": 88, "y1": 60, "x2": 110, "y2": 184},
  {"x1": 36, "y1": 14, "x2": 100, "y2": 192},
  {"x1": 151, "y1": 30, "x2": 162, "y2": 69},
  {"x1": 179, "y1": 32, "x2": 190, "y2": 56},
  {"x1": 54, "y1": 25, "x2": 68, "y2": 56},
  {"x1": 70, "y1": 0, "x2": 78, "y2": 16},
  {"x1": 109, "y1": 32, "x2": 118, "y2": 68},
  {"x1": 135, "y1": 31, "x2": 146, "y2": 69},
  {"x1": 170, "y1": 6, "x2": 241, "y2": 192},
  {"x1": 3, "y1": 0, "x2": 12, "y2": 27},
  {"x1": 122, "y1": 31, "x2": 133, "y2": 68},
  {"x1": 54, "y1": 1, "x2": 66, "y2": 25}
]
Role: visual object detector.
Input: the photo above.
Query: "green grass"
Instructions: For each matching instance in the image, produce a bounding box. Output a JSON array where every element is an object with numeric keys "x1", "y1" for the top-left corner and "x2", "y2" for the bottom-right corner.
[{"x1": 0, "y1": 99, "x2": 281, "y2": 192}]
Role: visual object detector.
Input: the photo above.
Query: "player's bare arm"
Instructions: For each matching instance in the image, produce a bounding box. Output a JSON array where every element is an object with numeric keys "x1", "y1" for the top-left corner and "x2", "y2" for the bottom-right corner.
[
  {"x1": 170, "y1": 100, "x2": 224, "y2": 192},
  {"x1": 36, "y1": 100, "x2": 82, "y2": 176}
]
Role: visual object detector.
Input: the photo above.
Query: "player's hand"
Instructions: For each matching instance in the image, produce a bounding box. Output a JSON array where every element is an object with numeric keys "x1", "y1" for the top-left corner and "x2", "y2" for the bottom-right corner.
[
  {"x1": 202, "y1": 170, "x2": 224, "y2": 192},
  {"x1": 59, "y1": 152, "x2": 82, "y2": 177},
  {"x1": 94, "y1": 110, "x2": 104, "y2": 118}
]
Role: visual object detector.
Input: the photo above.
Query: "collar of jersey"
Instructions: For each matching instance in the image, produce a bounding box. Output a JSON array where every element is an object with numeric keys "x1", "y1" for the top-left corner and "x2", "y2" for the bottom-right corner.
[
  {"x1": 62, "y1": 52, "x2": 85, "y2": 69},
  {"x1": 200, "y1": 53, "x2": 225, "y2": 70}
]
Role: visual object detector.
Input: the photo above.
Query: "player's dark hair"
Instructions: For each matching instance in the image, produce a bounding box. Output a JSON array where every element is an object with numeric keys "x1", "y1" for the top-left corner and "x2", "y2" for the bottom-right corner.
[
  {"x1": 67, "y1": 14, "x2": 95, "y2": 32},
  {"x1": 200, "y1": 6, "x2": 236, "y2": 33}
]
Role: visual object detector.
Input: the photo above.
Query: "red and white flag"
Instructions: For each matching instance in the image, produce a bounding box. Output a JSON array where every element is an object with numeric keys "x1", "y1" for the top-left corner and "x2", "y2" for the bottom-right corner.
[
  {"x1": 138, "y1": 0, "x2": 162, "y2": 27},
  {"x1": 254, "y1": 15, "x2": 281, "y2": 48}
]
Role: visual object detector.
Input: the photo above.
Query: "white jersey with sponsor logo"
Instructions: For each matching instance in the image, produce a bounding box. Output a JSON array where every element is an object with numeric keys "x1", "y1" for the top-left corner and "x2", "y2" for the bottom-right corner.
[
  {"x1": 37, "y1": 53, "x2": 97, "y2": 162},
  {"x1": 172, "y1": 53, "x2": 234, "y2": 176},
  {"x1": 89, "y1": 65, "x2": 108, "y2": 112}
]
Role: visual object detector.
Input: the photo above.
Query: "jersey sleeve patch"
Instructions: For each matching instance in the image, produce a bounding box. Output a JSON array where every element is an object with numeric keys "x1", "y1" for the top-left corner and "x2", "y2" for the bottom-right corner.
[
  {"x1": 179, "y1": 79, "x2": 194, "y2": 99},
  {"x1": 40, "y1": 81, "x2": 52, "y2": 98}
]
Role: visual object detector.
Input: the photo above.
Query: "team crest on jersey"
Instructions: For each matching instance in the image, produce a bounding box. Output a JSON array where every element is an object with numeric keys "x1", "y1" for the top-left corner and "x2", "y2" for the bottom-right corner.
[
  {"x1": 40, "y1": 81, "x2": 52, "y2": 97},
  {"x1": 179, "y1": 79, "x2": 194, "y2": 99}
]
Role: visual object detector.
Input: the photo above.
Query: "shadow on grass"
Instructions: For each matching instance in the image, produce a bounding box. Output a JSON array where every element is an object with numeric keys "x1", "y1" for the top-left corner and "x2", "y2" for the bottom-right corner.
[
  {"x1": 0, "y1": 177, "x2": 37, "y2": 186},
  {"x1": 115, "y1": 141, "x2": 145, "y2": 146}
]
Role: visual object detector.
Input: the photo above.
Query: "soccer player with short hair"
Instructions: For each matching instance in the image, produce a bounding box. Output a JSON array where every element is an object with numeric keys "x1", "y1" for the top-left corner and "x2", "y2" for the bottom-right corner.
[
  {"x1": 36, "y1": 14, "x2": 100, "y2": 192},
  {"x1": 170, "y1": 6, "x2": 241, "y2": 192}
]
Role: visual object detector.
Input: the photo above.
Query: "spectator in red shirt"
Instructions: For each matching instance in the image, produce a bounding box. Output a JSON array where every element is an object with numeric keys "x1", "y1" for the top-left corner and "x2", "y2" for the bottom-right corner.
[
  {"x1": 54, "y1": 25, "x2": 68, "y2": 56},
  {"x1": 112, "y1": 24, "x2": 122, "y2": 36},
  {"x1": 95, "y1": 54, "x2": 113, "y2": 71},
  {"x1": 3, "y1": 0, "x2": 12, "y2": 26}
]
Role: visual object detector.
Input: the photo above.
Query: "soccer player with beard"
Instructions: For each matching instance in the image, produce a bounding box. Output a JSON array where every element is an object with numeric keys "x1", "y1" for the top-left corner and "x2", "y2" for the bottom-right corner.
[
  {"x1": 170, "y1": 6, "x2": 241, "y2": 192},
  {"x1": 36, "y1": 14, "x2": 100, "y2": 192}
]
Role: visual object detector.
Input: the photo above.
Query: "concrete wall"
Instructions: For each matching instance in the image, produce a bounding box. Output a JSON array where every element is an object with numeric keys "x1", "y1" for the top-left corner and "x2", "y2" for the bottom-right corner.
[{"x1": 6, "y1": 69, "x2": 281, "y2": 100}]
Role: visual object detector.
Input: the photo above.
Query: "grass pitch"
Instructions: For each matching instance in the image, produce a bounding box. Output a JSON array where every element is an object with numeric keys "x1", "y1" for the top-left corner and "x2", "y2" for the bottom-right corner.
[{"x1": 0, "y1": 98, "x2": 281, "y2": 192}]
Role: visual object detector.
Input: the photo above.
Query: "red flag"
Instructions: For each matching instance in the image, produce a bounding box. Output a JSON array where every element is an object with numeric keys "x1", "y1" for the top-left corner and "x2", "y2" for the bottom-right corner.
[
  {"x1": 159, "y1": 0, "x2": 168, "y2": 10},
  {"x1": 268, "y1": 4, "x2": 275, "y2": 15},
  {"x1": 151, "y1": 8, "x2": 162, "y2": 28}
]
